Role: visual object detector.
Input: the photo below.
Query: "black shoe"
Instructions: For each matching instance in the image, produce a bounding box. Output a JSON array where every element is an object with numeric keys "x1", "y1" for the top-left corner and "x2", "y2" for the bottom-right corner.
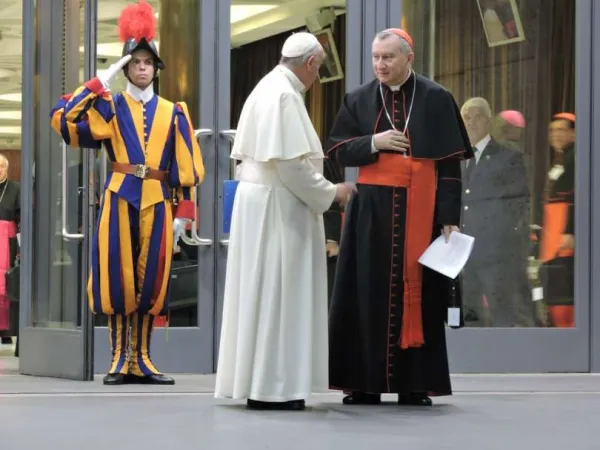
[
  {"x1": 247, "y1": 399, "x2": 305, "y2": 411},
  {"x1": 1, "y1": 337, "x2": 12, "y2": 345},
  {"x1": 342, "y1": 392, "x2": 381, "y2": 405},
  {"x1": 103, "y1": 373, "x2": 127, "y2": 385},
  {"x1": 126, "y1": 373, "x2": 175, "y2": 385},
  {"x1": 397, "y1": 393, "x2": 433, "y2": 406}
]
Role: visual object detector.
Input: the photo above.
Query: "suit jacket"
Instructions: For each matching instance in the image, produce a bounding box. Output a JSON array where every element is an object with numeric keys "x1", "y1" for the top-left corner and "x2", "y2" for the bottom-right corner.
[{"x1": 461, "y1": 138, "x2": 529, "y2": 265}]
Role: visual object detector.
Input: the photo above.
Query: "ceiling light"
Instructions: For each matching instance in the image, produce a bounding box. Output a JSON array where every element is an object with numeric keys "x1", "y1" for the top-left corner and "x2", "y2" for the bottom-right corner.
[
  {"x1": 0, "y1": 69, "x2": 14, "y2": 79},
  {"x1": 0, "y1": 126, "x2": 21, "y2": 135},
  {"x1": 0, "y1": 111, "x2": 20, "y2": 120},
  {"x1": 230, "y1": 5, "x2": 277, "y2": 23},
  {"x1": 0, "y1": 93, "x2": 21, "y2": 103}
]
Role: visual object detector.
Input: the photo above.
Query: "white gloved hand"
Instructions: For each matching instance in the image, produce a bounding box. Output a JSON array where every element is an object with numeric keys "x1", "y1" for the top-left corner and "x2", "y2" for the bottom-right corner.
[
  {"x1": 173, "y1": 218, "x2": 187, "y2": 251},
  {"x1": 98, "y1": 54, "x2": 132, "y2": 90}
]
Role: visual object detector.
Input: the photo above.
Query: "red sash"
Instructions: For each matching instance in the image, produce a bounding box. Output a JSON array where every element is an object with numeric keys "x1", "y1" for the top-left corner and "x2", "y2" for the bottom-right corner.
[{"x1": 357, "y1": 153, "x2": 436, "y2": 349}]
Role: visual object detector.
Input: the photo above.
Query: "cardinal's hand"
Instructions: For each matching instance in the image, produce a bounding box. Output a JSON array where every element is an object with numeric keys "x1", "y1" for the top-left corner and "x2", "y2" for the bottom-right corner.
[{"x1": 442, "y1": 225, "x2": 460, "y2": 243}]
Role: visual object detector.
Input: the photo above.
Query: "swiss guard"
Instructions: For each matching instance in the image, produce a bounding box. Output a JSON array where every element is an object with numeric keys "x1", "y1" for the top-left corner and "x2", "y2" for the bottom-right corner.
[{"x1": 50, "y1": 0, "x2": 204, "y2": 385}]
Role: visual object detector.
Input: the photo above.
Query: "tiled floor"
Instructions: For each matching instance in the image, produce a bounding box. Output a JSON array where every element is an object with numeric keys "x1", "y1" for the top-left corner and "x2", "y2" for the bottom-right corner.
[
  {"x1": 0, "y1": 355, "x2": 598, "y2": 450},
  {"x1": 0, "y1": 344, "x2": 17, "y2": 375}
]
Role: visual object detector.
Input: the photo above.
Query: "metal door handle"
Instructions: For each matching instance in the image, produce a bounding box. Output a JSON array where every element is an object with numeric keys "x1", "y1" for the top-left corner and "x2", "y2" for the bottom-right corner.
[
  {"x1": 61, "y1": 142, "x2": 84, "y2": 241},
  {"x1": 195, "y1": 128, "x2": 213, "y2": 138},
  {"x1": 220, "y1": 129, "x2": 236, "y2": 143},
  {"x1": 219, "y1": 239, "x2": 229, "y2": 247}
]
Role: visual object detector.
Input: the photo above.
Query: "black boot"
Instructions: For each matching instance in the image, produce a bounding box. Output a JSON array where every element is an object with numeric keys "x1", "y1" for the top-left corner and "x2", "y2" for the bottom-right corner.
[
  {"x1": 342, "y1": 391, "x2": 381, "y2": 405},
  {"x1": 397, "y1": 393, "x2": 433, "y2": 406},
  {"x1": 103, "y1": 373, "x2": 127, "y2": 385},
  {"x1": 247, "y1": 399, "x2": 306, "y2": 411}
]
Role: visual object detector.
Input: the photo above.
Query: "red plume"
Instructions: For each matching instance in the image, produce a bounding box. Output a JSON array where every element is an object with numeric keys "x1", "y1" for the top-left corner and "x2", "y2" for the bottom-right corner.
[{"x1": 118, "y1": 0, "x2": 157, "y2": 43}]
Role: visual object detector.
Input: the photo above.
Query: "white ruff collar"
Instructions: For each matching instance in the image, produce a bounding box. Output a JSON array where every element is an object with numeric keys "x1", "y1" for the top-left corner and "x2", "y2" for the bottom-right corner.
[{"x1": 125, "y1": 81, "x2": 154, "y2": 104}]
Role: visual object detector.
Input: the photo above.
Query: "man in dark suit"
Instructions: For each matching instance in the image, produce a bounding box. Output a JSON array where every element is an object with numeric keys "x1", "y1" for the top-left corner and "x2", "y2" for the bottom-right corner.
[{"x1": 460, "y1": 97, "x2": 533, "y2": 327}]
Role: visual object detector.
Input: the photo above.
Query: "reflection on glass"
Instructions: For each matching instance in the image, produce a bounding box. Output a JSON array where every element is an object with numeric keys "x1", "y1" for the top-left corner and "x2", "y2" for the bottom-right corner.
[
  {"x1": 404, "y1": 0, "x2": 576, "y2": 327},
  {"x1": 33, "y1": 1, "x2": 85, "y2": 329},
  {"x1": 0, "y1": 2, "x2": 23, "y2": 342}
]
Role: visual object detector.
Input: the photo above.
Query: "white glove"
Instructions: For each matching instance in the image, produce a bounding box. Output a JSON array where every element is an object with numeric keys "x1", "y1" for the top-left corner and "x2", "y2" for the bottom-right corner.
[
  {"x1": 173, "y1": 218, "x2": 187, "y2": 251},
  {"x1": 98, "y1": 54, "x2": 132, "y2": 90}
]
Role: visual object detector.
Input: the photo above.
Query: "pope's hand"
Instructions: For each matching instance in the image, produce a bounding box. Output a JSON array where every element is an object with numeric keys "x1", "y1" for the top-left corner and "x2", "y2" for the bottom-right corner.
[
  {"x1": 334, "y1": 182, "x2": 357, "y2": 207},
  {"x1": 98, "y1": 54, "x2": 132, "y2": 90},
  {"x1": 326, "y1": 240, "x2": 339, "y2": 257},
  {"x1": 373, "y1": 129, "x2": 410, "y2": 152}
]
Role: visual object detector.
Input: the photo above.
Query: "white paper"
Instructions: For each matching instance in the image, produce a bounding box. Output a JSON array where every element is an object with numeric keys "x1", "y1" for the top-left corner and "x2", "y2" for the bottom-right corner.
[
  {"x1": 447, "y1": 308, "x2": 461, "y2": 327},
  {"x1": 532, "y1": 287, "x2": 544, "y2": 302},
  {"x1": 418, "y1": 231, "x2": 475, "y2": 279}
]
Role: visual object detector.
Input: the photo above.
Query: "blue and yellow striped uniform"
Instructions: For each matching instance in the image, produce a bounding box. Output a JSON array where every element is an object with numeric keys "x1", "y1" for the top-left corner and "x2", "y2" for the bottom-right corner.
[{"x1": 50, "y1": 77, "x2": 204, "y2": 376}]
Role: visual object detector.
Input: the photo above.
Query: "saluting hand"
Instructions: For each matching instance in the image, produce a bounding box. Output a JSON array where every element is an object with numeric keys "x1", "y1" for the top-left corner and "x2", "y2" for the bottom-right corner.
[
  {"x1": 373, "y1": 129, "x2": 410, "y2": 153},
  {"x1": 98, "y1": 54, "x2": 132, "y2": 90}
]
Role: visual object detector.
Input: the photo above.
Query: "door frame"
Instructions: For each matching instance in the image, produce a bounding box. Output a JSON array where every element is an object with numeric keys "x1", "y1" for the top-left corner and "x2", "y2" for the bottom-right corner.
[
  {"x1": 589, "y1": 0, "x2": 600, "y2": 373},
  {"x1": 19, "y1": 0, "x2": 95, "y2": 380}
]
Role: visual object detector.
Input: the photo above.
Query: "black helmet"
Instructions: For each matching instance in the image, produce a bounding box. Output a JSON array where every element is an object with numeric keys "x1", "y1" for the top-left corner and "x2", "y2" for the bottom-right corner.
[{"x1": 122, "y1": 37, "x2": 165, "y2": 70}]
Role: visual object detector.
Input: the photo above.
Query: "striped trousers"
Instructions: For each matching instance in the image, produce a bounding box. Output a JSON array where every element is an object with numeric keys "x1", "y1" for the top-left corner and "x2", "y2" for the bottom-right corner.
[{"x1": 88, "y1": 191, "x2": 174, "y2": 375}]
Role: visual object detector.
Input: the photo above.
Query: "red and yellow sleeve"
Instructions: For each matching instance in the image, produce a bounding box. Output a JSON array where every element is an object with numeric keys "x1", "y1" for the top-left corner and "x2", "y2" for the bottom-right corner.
[{"x1": 49, "y1": 77, "x2": 115, "y2": 149}]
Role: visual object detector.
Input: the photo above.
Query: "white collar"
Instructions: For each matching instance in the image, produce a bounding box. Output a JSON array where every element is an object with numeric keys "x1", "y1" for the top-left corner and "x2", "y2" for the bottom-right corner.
[
  {"x1": 125, "y1": 81, "x2": 154, "y2": 104},
  {"x1": 276, "y1": 65, "x2": 306, "y2": 93},
  {"x1": 387, "y1": 70, "x2": 413, "y2": 91},
  {"x1": 474, "y1": 134, "x2": 491, "y2": 153}
]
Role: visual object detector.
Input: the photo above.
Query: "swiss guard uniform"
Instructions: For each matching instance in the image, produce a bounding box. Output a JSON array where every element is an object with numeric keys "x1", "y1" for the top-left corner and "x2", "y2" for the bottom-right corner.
[{"x1": 49, "y1": 0, "x2": 204, "y2": 385}]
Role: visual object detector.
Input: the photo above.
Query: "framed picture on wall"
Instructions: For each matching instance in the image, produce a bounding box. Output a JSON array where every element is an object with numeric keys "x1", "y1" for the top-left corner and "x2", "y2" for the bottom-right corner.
[
  {"x1": 312, "y1": 28, "x2": 344, "y2": 84},
  {"x1": 476, "y1": 0, "x2": 526, "y2": 47}
]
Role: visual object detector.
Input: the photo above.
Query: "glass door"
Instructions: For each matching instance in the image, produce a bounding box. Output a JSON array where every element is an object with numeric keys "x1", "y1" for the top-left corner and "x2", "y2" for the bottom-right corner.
[
  {"x1": 91, "y1": 0, "x2": 218, "y2": 374},
  {"x1": 19, "y1": 0, "x2": 95, "y2": 380},
  {"x1": 400, "y1": 0, "x2": 591, "y2": 373}
]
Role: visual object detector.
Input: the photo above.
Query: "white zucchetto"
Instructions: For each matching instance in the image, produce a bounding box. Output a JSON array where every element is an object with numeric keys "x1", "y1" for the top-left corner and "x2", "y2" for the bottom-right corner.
[{"x1": 281, "y1": 32, "x2": 321, "y2": 57}]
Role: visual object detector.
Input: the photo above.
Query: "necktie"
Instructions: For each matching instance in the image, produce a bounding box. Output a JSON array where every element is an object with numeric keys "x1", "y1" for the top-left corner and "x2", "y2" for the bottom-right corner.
[{"x1": 465, "y1": 147, "x2": 477, "y2": 182}]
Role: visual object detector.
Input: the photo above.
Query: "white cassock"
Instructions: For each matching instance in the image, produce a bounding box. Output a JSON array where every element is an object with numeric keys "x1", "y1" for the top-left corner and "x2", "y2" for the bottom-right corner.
[{"x1": 214, "y1": 65, "x2": 337, "y2": 402}]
